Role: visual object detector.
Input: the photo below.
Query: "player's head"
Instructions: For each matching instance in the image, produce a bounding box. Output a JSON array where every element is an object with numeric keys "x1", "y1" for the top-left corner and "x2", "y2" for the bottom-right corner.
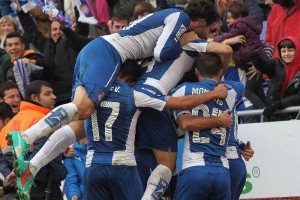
[
  {"x1": 185, "y1": 0, "x2": 220, "y2": 38},
  {"x1": 194, "y1": 52, "x2": 223, "y2": 81},
  {"x1": 118, "y1": 59, "x2": 143, "y2": 86}
]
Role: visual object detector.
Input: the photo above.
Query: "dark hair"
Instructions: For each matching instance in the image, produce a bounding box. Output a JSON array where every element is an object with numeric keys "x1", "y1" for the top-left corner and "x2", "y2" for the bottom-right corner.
[
  {"x1": 0, "y1": 82, "x2": 19, "y2": 99},
  {"x1": 185, "y1": 0, "x2": 219, "y2": 26},
  {"x1": 227, "y1": 2, "x2": 249, "y2": 19},
  {"x1": 133, "y1": 2, "x2": 155, "y2": 20},
  {"x1": 4, "y1": 31, "x2": 25, "y2": 47},
  {"x1": 112, "y1": 8, "x2": 130, "y2": 24},
  {"x1": 119, "y1": 59, "x2": 143, "y2": 83},
  {"x1": 278, "y1": 39, "x2": 295, "y2": 50},
  {"x1": 273, "y1": 0, "x2": 295, "y2": 8},
  {"x1": 0, "y1": 102, "x2": 13, "y2": 121},
  {"x1": 195, "y1": 53, "x2": 222, "y2": 78},
  {"x1": 25, "y1": 80, "x2": 52, "y2": 101}
]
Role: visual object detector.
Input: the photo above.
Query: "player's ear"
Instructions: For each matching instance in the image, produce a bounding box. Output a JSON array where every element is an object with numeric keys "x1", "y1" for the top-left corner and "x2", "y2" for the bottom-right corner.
[{"x1": 194, "y1": 68, "x2": 200, "y2": 78}]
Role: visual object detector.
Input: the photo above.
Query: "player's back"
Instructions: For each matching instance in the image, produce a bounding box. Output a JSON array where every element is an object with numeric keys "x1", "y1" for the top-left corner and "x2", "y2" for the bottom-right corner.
[
  {"x1": 172, "y1": 80, "x2": 240, "y2": 169},
  {"x1": 135, "y1": 40, "x2": 208, "y2": 95},
  {"x1": 102, "y1": 8, "x2": 189, "y2": 63},
  {"x1": 222, "y1": 81, "x2": 245, "y2": 159},
  {"x1": 85, "y1": 80, "x2": 140, "y2": 166}
]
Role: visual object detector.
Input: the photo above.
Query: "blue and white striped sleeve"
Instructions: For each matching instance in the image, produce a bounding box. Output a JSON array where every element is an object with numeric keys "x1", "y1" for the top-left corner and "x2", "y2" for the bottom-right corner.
[{"x1": 154, "y1": 11, "x2": 190, "y2": 62}]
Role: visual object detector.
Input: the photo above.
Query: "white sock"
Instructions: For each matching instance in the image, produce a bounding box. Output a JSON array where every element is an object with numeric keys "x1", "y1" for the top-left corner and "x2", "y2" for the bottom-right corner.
[
  {"x1": 142, "y1": 164, "x2": 172, "y2": 200},
  {"x1": 22, "y1": 103, "x2": 79, "y2": 144},
  {"x1": 29, "y1": 125, "x2": 76, "y2": 176}
]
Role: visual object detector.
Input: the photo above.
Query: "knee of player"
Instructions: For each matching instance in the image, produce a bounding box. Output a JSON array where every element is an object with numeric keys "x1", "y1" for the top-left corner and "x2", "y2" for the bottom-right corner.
[
  {"x1": 155, "y1": 153, "x2": 177, "y2": 172},
  {"x1": 74, "y1": 101, "x2": 95, "y2": 119}
]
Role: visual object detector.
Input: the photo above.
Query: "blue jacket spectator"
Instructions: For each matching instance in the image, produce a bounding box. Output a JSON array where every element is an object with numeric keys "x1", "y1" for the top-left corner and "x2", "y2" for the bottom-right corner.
[{"x1": 64, "y1": 141, "x2": 87, "y2": 200}]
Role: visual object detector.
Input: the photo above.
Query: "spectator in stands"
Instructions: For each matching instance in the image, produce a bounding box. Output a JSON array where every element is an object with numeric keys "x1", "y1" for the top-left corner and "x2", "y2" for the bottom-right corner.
[
  {"x1": 249, "y1": 36, "x2": 300, "y2": 120},
  {"x1": 0, "y1": 15, "x2": 19, "y2": 48},
  {"x1": 3, "y1": 32, "x2": 54, "y2": 98},
  {"x1": 212, "y1": 2, "x2": 266, "y2": 123},
  {"x1": 107, "y1": 10, "x2": 130, "y2": 33},
  {"x1": 64, "y1": 0, "x2": 76, "y2": 23},
  {"x1": 0, "y1": 0, "x2": 14, "y2": 17},
  {"x1": 215, "y1": 2, "x2": 266, "y2": 111},
  {"x1": 0, "y1": 102, "x2": 13, "y2": 130},
  {"x1": 265, "y1": 0, "x2": 300, "y2": 57},
  {"x1": 0, "y1": 82, "x2": 20, "y2": 114},
  {"x1": 217, "y1": 0, "x2": 264, "y2": 33},
  {"x1": 2, "y1": 80, "x2": 66, "y2": 200},
  {"x1": 0, "y1": 102, "x2": 15, "y2": 199},
  {"x1": 64, "y1": 137, "x2": 86, "y2": 200},
  {"x1": 107, "y1": 0, "x2": 141, "y2": 19},
  {"x1": 0, "y1": 48, "x2": 10, "y2": 83},
  {"x1": 14, "y1": 1, "x2": 88, "y2": 106},
  {"x1": 133, "y1": 1, "x2": 155, "y2": 20}
]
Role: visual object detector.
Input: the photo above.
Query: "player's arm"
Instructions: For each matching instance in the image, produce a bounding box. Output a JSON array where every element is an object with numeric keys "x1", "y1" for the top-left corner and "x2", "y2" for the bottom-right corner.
[
  {"x1": 206, "y1": 41, "x2": 233, "y2": 69},
  {"x1": 154, "y1": 12, "x2": 190, "y2": 62},
  {"x1": 164, "y1": 84, "x2": 227, "y2": 110},
  {"x1": 176, "y1": 109, "x2": 232, "y2": 131}
]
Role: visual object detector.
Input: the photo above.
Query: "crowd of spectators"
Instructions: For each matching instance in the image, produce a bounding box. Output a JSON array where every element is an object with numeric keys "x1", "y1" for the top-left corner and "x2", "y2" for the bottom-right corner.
[{"x1": 0, "y1": 0, "x2": 299, "y2": 199}]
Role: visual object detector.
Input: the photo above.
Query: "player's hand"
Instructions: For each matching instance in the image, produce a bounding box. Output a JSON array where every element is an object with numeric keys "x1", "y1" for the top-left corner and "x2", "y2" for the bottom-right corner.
[
  {"x1": 212, "y1": 84, "x2": 228, "y2": 99},
  {"x1": 179, "y1": 31, "x2": 199, "y2": 47},
  {"x1": 219, "y1": 109, "x2": 232, "y2": 128},
  {"x1": 242, "y1": 141, "x2": 254, "y2": 161}
]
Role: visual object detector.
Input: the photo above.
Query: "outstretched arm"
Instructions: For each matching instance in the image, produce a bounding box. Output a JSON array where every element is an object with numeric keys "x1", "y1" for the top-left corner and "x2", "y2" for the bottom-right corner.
[
  {"x1": 164, "y1": 84, "x2": 228, "y2": 110},
  {"x1": 206, "y1": 41, "x2": 233, "y2": 69}
]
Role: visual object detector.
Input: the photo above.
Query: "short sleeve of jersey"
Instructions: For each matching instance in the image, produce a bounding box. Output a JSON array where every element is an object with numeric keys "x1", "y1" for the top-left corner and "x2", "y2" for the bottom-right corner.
[
  {"x1": 170, "y1": 83, "x2": 191, "y2": 119},
  {"x1": 223, "y1": 81, "x2": 244, "y2": 100},
  {"x1": 182, "y1": 39, "x2": 208, "y2": 57},
  {"x1": 154, "y1": 10, "x2": 190, "y2": 62},
  {"x1": 222, "y1": 81, "x2": 245, "y2": 111}
]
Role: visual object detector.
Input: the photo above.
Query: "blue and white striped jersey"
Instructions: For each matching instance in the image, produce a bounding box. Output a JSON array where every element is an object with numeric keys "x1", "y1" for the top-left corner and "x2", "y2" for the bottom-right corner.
[
  {"x1": 102, "y1": 8, "x2": 190, "y2": 63},
  {"x1": 136, "y1": 40, "x2": 208, "y2": 95},
  {"x1": 85, "y1": 80, "x2": 140, "y2": 166},
  {"x1": 172, "y1": 80, "x2": 244, "y2": 169},
  {"x1": 224, "y1": 81, "x2": 245, "y2": 159},
  {"x1": 133, "y1": 40, "x2": 208, "y2": 110}
]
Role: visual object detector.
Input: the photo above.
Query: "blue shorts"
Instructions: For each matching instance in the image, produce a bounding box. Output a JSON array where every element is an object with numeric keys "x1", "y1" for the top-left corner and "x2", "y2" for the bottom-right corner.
[
  {"x1": 84, "y1": 164, "x2": 143, "y2": 200},
  {"x1": 229, "y1": 158, "x2": 247, "y2": 200},
  {"x1": 174, "y1": 166, "x2": 230, "y2": 200},
  {"x1": 72, "y1": 38, "x2": 121, "y2": 106},
  {"x1": 137, "y1": 108, "x2": 178, "y2": 152}
]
